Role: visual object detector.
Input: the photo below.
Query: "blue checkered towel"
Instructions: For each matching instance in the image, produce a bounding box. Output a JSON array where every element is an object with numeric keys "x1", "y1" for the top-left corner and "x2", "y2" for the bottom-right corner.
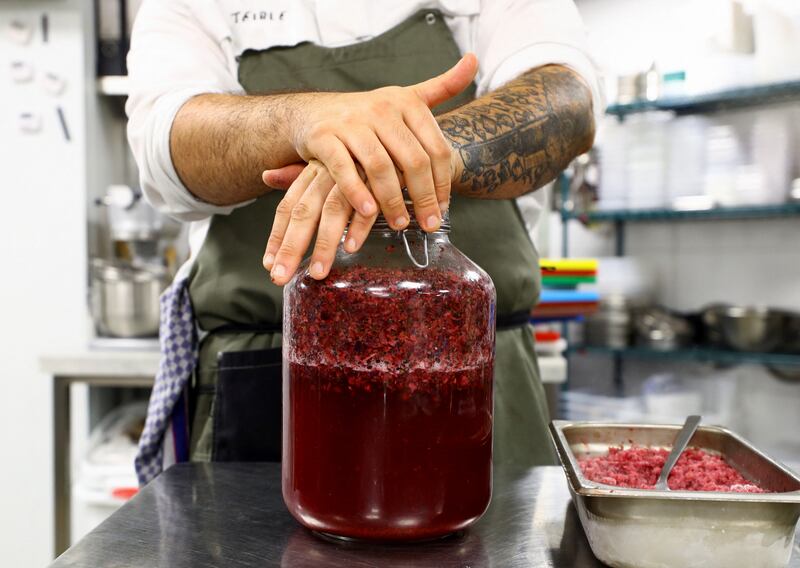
[{"x1": 135, "y1": 277, "x2": 197, "y2": 485}]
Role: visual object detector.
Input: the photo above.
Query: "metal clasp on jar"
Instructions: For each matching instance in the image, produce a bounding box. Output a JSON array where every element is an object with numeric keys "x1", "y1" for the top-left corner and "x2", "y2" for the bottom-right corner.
[{"x1": 401, "y1": 230, "x2": 430, "y2": 268}]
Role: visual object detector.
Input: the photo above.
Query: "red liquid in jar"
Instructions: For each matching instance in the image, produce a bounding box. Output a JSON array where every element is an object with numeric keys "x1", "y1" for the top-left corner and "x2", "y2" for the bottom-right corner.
[
  {"x1": 283, "y1": 265, "x2": 495, "y2": 540},
  {"x1": 284, "y1": 362, "x2": 493, "y2": 540}
]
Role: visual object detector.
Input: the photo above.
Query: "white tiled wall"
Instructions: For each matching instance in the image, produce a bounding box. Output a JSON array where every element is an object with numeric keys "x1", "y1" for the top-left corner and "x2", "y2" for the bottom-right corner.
[
  {"x1": 550, "y1": 213, "x2": 800, "y2": 311},
  {"x1": 576, "y1": 0, "x2": 800, "y2": 90},
  {"x1": 551, "y1": 198, "x2": 800, "y2": 307},
  {"x1": 625, "y1": 218, "x2": 800, "y2": 311}
]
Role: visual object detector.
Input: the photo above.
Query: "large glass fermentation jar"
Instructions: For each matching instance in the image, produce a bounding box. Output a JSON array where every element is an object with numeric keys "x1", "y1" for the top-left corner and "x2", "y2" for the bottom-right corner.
[{"x1": 283, "y1": 210, "x2": 496, "y2": 541}]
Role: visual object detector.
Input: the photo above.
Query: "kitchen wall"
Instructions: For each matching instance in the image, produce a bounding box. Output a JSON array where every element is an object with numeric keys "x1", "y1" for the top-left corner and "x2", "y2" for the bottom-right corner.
[
  {"x1": 546, "y1": 0, "x2": 800, "y2": 464},
  {"x1": 562, "y1": 0, "x2": 800, "y2": 311},
  {"x1": 577, "y1": 0, "x2": 800, "y2": 89},
  {"x1": 0, "y1": 1, "x2": 90, "y2": 565}
]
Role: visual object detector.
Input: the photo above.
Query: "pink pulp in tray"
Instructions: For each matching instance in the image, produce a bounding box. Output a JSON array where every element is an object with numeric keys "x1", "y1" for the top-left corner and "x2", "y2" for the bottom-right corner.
[{"x1": 579, "y1": 446, "x2": 769, "y2": 493}]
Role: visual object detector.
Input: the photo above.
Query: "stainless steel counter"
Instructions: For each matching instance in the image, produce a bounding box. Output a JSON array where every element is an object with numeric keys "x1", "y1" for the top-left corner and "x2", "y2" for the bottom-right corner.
[
  {"x1": 49, "y1": 463, "x2": 800, "y2": 567},
  {"x1": 40, "y1": 346, "x2": 160, "y2": 377}
]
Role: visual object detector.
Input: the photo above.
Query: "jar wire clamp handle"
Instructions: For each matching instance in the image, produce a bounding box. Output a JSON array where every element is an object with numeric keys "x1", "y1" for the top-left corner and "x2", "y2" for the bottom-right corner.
[{"x1": 401, "y1": 230, "x2": 429, "y2": 268}]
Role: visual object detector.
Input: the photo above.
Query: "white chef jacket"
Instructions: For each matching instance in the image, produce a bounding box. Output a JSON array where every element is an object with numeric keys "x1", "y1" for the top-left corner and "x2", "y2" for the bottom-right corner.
[{"x1": 126, "y1": 0, "x2": 603, "y2": 267}]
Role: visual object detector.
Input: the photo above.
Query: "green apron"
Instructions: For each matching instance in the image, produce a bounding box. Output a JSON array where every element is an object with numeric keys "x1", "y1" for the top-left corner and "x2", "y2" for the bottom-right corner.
[{"x1": 188, "y1": 9, "x2": 556, "y2": 467}]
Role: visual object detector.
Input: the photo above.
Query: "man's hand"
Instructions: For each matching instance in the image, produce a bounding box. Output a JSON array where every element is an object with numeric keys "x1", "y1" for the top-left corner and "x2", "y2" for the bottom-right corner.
[
  {"x1": 265, "y1": 65, "x2": 596, "y2": 205},
  {"x1": 263, "y1": 161, "x2": 374, "y2": 284},
  {"x1": 283, "y1": 53, "x2": 477, "y2": 232},
  {"x1": 169, "y1": 54, "x2": 477, "y2": 216},
  {"x1": 262, "y1": 64, "x2": 596, "y2": 286},
  {"x1": 264, "y1": 159, "x2": 420, "y2": 284}
]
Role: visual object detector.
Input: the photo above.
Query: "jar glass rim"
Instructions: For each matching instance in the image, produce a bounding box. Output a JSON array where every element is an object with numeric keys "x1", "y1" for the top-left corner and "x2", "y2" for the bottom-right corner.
[
  {"x1": 368, "y1": 187, "x2": 451, "y2": 233},
  {"x1": 370, "y1": 212, "x2": 450, "y2": 233}
]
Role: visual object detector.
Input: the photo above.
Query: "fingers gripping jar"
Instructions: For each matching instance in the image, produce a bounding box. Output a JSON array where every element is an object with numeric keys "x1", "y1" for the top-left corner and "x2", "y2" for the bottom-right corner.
[{"x1": 282, "y1": 207, "x2": 496, "y2": 541}]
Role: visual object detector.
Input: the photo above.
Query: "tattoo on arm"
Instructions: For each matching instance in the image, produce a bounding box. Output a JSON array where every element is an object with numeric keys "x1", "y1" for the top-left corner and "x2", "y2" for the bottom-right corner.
[{"x1": 437, "y1": 65, "x2": 595, "y2": 198}]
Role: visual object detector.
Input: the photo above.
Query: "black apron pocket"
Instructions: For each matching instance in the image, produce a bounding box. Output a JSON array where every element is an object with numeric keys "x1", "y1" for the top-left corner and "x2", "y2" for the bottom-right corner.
[{"x1": 212, "y1": 347, "x2": 282, "y2": 462}]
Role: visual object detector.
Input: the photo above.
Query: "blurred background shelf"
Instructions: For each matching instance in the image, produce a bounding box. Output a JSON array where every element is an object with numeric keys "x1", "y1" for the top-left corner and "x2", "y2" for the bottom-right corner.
[
  {"x1": 562, "y1": 202, "x2": 800, "y2": 223},
  {"x1": 97, "y1": 76, "x2": 129, "y2": 96},
  {"x1": 568, "y1": 345, "x2": 800, "y2": 367},
  {"x1": 606, "y1": 79, "x2": 800, "y2": 118}
]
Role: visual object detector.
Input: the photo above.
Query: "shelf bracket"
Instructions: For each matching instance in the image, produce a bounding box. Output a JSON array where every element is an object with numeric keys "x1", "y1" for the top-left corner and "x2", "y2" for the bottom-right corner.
[{"x1": 614, "y1": 219, "x2": 625, "y2": 256}]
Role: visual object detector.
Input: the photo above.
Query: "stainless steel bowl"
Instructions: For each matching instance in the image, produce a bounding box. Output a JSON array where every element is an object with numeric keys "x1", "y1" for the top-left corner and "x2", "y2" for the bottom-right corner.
[
  {"x1": 768, "y1": 311, "x2": 800, "y2": 382},
  {"x1": 702, "y1": 304, "x2": 788, "y2": 353},
  {"x1": 90, "y1": 259, "x2": 168, "y2": 338},
  {"x1": 782, "y1": 311, "x2": 800, "y2": 354},
  {"x1": 633, "y1": 306, "x2": 693, "y2": 351}
]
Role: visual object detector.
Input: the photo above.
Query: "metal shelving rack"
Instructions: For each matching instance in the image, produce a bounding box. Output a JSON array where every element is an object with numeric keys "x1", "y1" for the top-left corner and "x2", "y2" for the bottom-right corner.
[
  {"x1": 568, "y1": 345, "x2": 800, "y2": 368},
  {"x1": 559, "y1": 79, "x2": 800, "y2": 390},
  {"x1": 606, "y1": 79, "x2": 800, "y2": 118},
  {"x1": 563, "y1": 202, "x2": 800, "y2": 223}
]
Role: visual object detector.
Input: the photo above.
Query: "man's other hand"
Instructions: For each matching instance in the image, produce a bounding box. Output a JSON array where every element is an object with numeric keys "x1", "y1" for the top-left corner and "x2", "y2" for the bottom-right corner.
[{"x1": 284, "y1": 53, "x2": 476, "y2": 232}]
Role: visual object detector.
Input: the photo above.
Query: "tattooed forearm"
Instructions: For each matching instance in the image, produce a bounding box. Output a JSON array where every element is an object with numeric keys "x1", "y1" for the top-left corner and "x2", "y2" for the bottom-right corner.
[{"x1": 437, "y1": 65, "x2": 595, "y2": 198}]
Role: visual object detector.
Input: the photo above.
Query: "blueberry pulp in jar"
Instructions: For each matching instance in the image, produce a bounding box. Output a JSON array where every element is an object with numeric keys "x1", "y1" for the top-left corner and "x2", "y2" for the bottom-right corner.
[{"x1": 282, "y1": 223, "x2": 496, "y2": 541}]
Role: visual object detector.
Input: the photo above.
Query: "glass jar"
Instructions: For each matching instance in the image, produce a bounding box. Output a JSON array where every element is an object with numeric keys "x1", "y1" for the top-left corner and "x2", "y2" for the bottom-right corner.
[{"x1": 282, "y1": 211, "x2": 496, "y2": 541}]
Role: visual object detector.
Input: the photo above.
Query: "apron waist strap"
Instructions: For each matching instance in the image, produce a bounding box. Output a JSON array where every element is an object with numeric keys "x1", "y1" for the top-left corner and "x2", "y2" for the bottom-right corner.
[
  {"x1": 496, "y1": 311, "x2": 532, "y2": 331},
  {"x1": 209, "y1": 323, "x2": 283, "y2": 335}
]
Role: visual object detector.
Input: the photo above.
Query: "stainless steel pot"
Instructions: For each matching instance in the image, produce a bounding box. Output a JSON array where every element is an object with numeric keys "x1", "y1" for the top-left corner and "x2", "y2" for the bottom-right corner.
[
  {"x1": 633, "y1": 306, "x2": 693, "y2": 350},
  {"x1": 782, "y1": 310, "x2": 800, "y2": 354},
  {"x1": 702, "y1": 304, "x2": 787, "y2": 352},
  {"x1": 90, "y1": 259, "x2": 168, "y2": 338},
  {"x1": 584, "y1": 294, "x2": 632, "y2": 349}
]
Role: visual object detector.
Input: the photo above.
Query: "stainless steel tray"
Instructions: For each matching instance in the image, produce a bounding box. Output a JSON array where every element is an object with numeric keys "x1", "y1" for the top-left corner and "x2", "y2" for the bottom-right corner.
[{"x1": 550, "y1": 420, "x2": 800, "y2": 568}]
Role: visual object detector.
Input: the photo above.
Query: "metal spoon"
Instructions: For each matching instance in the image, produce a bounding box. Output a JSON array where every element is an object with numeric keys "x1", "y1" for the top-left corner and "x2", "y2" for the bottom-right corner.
[{"x1": 655, "y1": 415, "x2": 702, "y2": 491}]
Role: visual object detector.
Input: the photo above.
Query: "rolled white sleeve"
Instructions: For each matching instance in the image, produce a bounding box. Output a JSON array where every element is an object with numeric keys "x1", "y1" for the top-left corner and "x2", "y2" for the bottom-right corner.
[
  {"x1": 474, "y1": 0, "x2": 605, "y2": 129},
  {"x1": 126, "y1": 0, "x2": 245, "y2": 222}
]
